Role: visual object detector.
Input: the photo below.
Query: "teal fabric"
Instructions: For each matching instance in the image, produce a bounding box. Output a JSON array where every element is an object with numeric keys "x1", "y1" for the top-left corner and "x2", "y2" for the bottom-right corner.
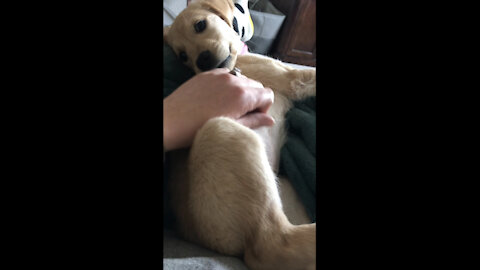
[{"x1": 163, "y1": 43, "x2": 316, "y2": 225}]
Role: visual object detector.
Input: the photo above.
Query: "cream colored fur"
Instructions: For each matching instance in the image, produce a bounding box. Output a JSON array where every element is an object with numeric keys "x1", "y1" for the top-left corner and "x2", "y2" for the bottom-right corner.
[{"x1": 164, "y1": 0, "x2": 316, "y2": 269}]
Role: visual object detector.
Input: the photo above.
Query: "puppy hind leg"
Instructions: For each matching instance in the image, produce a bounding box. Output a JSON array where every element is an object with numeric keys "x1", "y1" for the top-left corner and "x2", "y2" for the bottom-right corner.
[
  {"x1": 244, "y1": 223, "x2": 316, "y2": 270},
  {"x1": 183, "y1": 116, "x2": 285, "y2": 256},
  {"x1": 184, "y1": 117, "x2": 316, "y2": 269}
]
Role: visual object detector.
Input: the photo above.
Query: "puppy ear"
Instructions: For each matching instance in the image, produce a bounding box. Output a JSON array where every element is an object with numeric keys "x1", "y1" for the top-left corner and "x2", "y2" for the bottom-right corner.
[
  {"x1": 199, "y1": 0, "x2": 234, "y2": 27},
  {"x1": 163, "y1": 25, "x2": 171, "y2": 44}
]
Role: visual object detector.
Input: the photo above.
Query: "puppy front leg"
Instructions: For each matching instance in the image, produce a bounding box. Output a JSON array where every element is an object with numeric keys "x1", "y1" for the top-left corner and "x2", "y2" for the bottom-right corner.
[{"x1": 236, "y1": 54, "x2": 316, "y2": 101}]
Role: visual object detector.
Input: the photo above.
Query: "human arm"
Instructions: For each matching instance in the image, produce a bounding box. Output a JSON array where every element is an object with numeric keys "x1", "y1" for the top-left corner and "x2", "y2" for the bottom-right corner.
[{"x1": 163, "y1": 68, "x2": 274, "y2": 152}]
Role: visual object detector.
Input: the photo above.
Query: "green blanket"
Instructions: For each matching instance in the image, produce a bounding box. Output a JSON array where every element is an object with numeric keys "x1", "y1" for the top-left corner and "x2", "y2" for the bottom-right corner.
[
  {"x1": 163, "y1": 44, "x2": 316, "y2": 223},
  {"x1": 279, "y1": 98, "x2": 316, "y2": 222},
  {"x1": 163, "y1": 44, "x2": 195, "y2": 97}
]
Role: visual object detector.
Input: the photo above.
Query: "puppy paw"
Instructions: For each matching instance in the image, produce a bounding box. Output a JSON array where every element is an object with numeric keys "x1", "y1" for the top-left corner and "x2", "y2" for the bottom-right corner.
[{"x1": 290, "y1": 69, "x2": 316, "y2": 100}]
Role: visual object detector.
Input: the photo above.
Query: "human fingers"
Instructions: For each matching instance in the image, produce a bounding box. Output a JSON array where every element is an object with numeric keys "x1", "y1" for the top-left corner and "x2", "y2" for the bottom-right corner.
[
  {"x1": 236, "y1": 112, "x2": 275, "y2": 129},
  {"x1": 207, "y1": 68, "x2": 265, "y2": 90},
  {"x1": 247, "y1": 87, "x2": 274, "y2": 114},
  {"x1": 204, "y1": 68, "x2": 231, "y2": 75},
  {"x1": 241, "y1": 76, "x2": 264, "y2": 89}
]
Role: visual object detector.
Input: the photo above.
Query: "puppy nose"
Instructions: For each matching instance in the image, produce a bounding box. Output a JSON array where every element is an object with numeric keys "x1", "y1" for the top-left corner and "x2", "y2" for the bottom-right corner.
[{"x1": 196, "y1": 50, "x2": 217, "y2": 71}]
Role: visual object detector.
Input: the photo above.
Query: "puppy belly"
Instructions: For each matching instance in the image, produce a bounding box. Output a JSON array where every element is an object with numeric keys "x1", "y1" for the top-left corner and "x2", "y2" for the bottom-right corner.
[
  {"x1": 253, "y1": 94, "x2": 311, "y2": 225},
  {"x1": 253, "y1": 93, "x2": 292, "y2": 174}
]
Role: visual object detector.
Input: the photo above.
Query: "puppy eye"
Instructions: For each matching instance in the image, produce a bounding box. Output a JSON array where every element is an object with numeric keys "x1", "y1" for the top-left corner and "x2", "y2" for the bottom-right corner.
[
  {"x1": 179, "y1": 51, "x2": 188, "y2": 62},
  {"x1": 194, "y1": 20, "x2": 207, "y2": 33}
]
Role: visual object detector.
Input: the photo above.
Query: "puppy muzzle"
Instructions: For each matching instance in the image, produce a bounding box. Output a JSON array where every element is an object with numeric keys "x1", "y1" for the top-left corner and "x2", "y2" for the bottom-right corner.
[{"x1": 196, "y1": 50, "x2": 232, "y2": 71}]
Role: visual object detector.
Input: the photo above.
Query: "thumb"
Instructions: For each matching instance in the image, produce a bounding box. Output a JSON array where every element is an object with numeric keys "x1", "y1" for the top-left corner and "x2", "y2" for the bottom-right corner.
[{"x1": 236, "y1": 113, "x2": 275, "y2": 129}]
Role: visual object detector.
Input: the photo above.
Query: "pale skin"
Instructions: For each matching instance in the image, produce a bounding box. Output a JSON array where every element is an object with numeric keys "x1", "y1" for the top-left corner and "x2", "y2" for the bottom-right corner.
[{"x1": 164, "y1": 68, "x2": 275, "y2": 151}]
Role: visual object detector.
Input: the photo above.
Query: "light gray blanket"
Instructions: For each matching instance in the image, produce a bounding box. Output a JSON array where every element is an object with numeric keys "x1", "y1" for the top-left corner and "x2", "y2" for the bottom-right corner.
[{"x1": 164, "y1": 230, "x2": 249, "y2": 270}]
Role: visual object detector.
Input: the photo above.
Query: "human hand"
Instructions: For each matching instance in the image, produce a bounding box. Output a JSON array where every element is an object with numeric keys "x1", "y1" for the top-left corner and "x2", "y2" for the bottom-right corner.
[{"x1": 164, "y1": 68, "x2": 274, "y2": 151}]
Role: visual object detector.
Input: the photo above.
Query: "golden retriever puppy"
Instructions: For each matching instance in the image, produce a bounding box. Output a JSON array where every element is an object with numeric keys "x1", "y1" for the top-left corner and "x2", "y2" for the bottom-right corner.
[{"x1": 164, "y1": 0, "x2": 316, "y2": 269}]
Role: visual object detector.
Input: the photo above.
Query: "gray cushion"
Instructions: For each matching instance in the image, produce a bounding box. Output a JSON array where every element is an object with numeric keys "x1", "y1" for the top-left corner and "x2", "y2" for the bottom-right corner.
[{"x1": 246, "y1": 0, "x2": 285, "y2": 54}]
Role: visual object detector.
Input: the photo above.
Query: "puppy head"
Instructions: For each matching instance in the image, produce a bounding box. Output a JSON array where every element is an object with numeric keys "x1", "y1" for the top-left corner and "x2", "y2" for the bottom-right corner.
[{"x1": 164, "y1": 0, "x2": 243, "y2": 74}]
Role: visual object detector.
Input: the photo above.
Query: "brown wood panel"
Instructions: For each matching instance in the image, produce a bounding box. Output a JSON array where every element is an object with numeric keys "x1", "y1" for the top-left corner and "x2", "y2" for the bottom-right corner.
[
  {"x1": 285, "y1": 0, "x2": 316, "y2": 57},
  {"x1": 270, "y1": 0, "x2": 316, "y2": 67}
]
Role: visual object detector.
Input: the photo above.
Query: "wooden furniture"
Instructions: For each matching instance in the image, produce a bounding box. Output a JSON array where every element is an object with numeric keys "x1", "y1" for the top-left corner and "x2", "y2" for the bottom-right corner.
[{"x1": 269, "y1": 0, "x2": 316, "y2": 67}]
